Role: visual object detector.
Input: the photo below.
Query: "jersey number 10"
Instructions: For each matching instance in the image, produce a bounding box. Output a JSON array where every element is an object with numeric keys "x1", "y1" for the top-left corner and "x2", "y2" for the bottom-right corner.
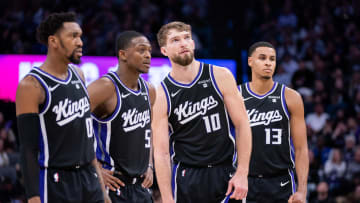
[{"x1": 203, "y1": 113, "x2": 221, "y2": 133}]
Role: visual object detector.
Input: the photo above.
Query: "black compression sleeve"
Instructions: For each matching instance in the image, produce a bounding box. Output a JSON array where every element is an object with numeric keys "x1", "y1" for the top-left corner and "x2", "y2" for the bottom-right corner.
[{"x1": 17, "y1": 113, "x2": 40, "y2": 198}]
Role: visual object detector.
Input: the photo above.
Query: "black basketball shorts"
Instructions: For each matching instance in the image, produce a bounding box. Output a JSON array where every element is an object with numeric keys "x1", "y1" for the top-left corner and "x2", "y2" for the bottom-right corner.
[
  {"x1": 40, "y1": 164, "x2": 104, "y2": 203},
  {"x1": 246, "y1": 170, "x2": 296, "y2": 203},
  {"x1": 108, "y1": 173, "x2": 153, "y2": 203},
  {"x1": 172, "y1": 162, "x2": 237, "y2": 203}
]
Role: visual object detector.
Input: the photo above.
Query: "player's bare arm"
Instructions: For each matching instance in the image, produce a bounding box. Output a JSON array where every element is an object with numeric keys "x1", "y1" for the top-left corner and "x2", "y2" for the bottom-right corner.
[
  {"x1": 213, "y1": 65, "x2": 252, "y2": 200},
  {"x1": 16, "y1": 76, "x2": 45, "y2": 115},
  {"x1": 87, "y1": 77, "x2": 116, "y2": 117},
  {"x1": 141, "y1": 82, "x2": 156, "y2": 188},
  {"x1": 16, "y1": 76, "x2": 45, "y2": 203},
  {"x1": 87, "y1": 77, "x2": 125, "y2": 191},
  {"x1": 285, "y1": 87, "x2": 309, "y2": 203},
  {"x1": 153, "y1": 85, "x2": 174, "y2": 203}
]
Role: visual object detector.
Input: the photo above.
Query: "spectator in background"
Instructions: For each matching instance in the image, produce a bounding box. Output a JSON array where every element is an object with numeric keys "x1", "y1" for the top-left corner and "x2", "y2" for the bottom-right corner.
[
  {"x1": 0, "y1": 138, "x2": 18, "y2": 202},
  {"x1": 324, "y1": 148, "x2": 346, "y2": 195},
  {"x1": 345, "y1": 147, "x2": 360, "y2": 183},
  {"x1": 280, "y1": 52, "x2": 299, "y2": 79},
  {"x1": 273, "y1": 64, "x2": 292, "y2": 86},
  {"x1": 353, "y1": 90, "x2": 360, "y2": 115},
  {"x1": 310, "y1": 181, "x2": 335, "y2": 203},
  {"x1": 343, "y1": 135, "x2": 356, "y2": 162},
  {"x1": 291, "y1": 60, "x2": 315, "y2": 90},
  {"x1": 348, "y1": 185, "x2": 360, "y2": 203},
  {"x1": 306, "y1": 102, "x2": 329, "y2": 134}
]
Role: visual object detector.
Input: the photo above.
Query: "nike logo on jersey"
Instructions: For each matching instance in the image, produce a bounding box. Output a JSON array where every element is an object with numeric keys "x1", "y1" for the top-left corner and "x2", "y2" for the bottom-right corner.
[
  {"x1": 280, "y1": 181, "x2": 289, "y2": 187},
  {"x1": 121, "y1": 93, "x2": 131, "y2": 98},
  {"x1": 171, "y1": 89, "x2": 181, "y2": 97},
  {"x1": 243, "y1": 97, "x2": 253, "y2": 101},
  {"x1": 247, "y1": 109, "x2": 283, "y2": 127},
  {"x1": 122, "y1": 108, "x2": 150, "y2": 132},
  {"x1": 174, "y1": 96, "x2": 218, "y2": 124},
  {"x1": 52, "y1": 97, "x2": 90, "y2": 126},
  {"x1": 49, "y1": 84, "x2": 60, "y2": 92}
]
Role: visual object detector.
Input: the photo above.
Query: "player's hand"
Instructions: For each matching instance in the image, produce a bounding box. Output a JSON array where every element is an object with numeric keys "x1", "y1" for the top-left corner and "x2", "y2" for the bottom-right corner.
[
  {"x1": 101, "y1": 168, "x2": 125, "y2": 191},
  {"x1": 225, "y1": 172, "x2": 248, "y2": 200},
  {"x1": 28, "y1": 196, "x2": 41, "y2": 203},
  {"x1": 141, "y1": 167, "x2": 153, "y2": 188},
  {"x1": 288, "y1": 191, "x2": 306, "y2": 203}
]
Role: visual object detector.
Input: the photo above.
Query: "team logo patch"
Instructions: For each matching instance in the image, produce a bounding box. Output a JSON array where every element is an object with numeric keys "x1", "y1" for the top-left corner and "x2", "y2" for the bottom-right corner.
[{"x1": 53, "y1": 172, "x2": 59, "y2": 182}]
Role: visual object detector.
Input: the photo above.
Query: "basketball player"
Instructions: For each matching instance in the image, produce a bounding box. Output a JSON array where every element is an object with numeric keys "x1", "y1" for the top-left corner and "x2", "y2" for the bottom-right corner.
[
  {"x1": 239, "y1": 41, "x2": 309, "y2": 203},
  {"x1": 15, "y1": 12, "x2": 109, "y2": 203},
  {"x1": 153, "y1": 21, "x2": 252, "y2": 203},
  {"x1": 88, "y1": 31, "x2": 155, "y2": 202}
]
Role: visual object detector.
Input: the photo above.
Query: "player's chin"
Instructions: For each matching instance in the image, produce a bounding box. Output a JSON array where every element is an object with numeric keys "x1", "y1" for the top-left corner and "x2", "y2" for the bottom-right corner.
[
  {"x1": 140, "y1": 65, "x2": 150, "y2": 73},
  {"x1": 261, "y1": 75, "x2": 272, "y2": 80}
]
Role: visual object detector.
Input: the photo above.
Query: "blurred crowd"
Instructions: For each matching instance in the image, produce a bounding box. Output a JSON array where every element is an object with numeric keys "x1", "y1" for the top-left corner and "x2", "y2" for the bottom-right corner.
[
  {"x1": 0, "y1": 0, "x2": 211, "y2": 58},
  {"x1": 0, "y1": 101, "x2": 22, "y2": 202},
  {"x1": 1, "y1": 0, "x2": 360, "y2": 202}
]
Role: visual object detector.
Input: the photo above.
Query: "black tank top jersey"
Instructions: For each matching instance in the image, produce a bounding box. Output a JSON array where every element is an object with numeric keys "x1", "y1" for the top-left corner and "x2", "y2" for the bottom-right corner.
[
  {"x1": 239, "y1": 82, "x2": 295, "y2": 175},
  {"x1": 161, "y1": 63, "x2": 235, "y2": 166},
  {"x1": 93, "y1": 72, "x2": 151, "y2": 177},
  {"x1": 28, "y1": 66, "x2": 94, "y2": 168}
]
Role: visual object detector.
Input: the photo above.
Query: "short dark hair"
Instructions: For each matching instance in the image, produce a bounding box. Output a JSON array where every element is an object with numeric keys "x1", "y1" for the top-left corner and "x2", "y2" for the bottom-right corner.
[
  {"x1": 248, "y1": 41, "x2": 275, "y2": 57},
  {"x1": 115, "y1": 31, "x2": 144, "y2": 58},
  {"x1": 36, "y1": 12, "x2": 77, "y2": 46}
]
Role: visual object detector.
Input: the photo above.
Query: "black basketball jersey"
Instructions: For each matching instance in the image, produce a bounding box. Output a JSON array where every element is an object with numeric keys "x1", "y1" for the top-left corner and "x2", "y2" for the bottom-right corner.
[
  {"x1": 93, "y1": 72, "x2": 151, "y2": 177},
  {"x1": 239, "y1": 82, "x2": 295, "y2": 175},
  {"x1": 28, "y1": 66, "x2": 94, "y2": 168},
  {"x1": 161, "y1": 63, "x2": 235, "y2": 166}
]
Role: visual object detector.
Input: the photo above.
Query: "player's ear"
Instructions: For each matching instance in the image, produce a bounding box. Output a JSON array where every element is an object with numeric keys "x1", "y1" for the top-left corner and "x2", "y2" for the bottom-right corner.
[
  {"x1": 48, "y1": 35, "x2": 58, "y2": 49},
  {"x1": 118, "y1": 50, "x2": 127, "y2": 61},
  {"x1": 160, "y1": 47, "x2": 168, "y2": 56},
  {"x1": 248, "y1": 56, "x2": 253, "y2": 67}
]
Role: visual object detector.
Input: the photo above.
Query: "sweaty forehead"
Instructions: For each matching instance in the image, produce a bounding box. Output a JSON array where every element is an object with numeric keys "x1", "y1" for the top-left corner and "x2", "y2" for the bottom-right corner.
[{"x1": 253, "y1": 47, "x2": 276, "y2": 57}]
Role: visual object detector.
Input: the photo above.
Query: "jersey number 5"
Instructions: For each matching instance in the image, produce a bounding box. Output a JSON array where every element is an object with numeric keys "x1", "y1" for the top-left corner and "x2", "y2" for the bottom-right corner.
[
  {"x1": 265, "y1": 128, "x2": 282, "y2": 144},
  {"x1": 145, "y1": 129, "x2": 151, "y2": 148}
]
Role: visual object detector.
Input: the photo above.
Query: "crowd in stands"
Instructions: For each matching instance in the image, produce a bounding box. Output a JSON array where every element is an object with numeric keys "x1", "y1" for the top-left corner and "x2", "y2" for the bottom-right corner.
[{"x1": 1, "y1": 0, "x2": 360, "y2": 202}]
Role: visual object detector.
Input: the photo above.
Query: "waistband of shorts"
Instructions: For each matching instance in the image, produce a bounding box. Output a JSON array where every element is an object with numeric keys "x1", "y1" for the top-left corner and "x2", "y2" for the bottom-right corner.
[
  {"x1": 113, "y1": 170, "x2": 144, "y2": 185},
  {"x1": 179, "y1": 159, "x2": 233, "y2": 168},
  {"x1": 248, "y1": 169, "x2": 289, "y2": 178},
  {"x1": 41, "y1": 162, "x2": 91, "y2": 171}
]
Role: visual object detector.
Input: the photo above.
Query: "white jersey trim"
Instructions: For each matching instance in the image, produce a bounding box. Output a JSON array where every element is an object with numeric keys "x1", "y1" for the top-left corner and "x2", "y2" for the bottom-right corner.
[
  {"x1": 91, "y1": 75, "x2": 122, "y2": 123},
  {"x1": 209, "y1": 65, "x2": 224, "y2": 101},
  {"x1": 245, "y1": 82, "x2": 278, "y2": 99},
  {"x1": 39, "y1": 114, "x2": 49, "y2": 167},
  {"x1": 28, "y1": 73, "x2": 52, "y2": 114},
  {"x1": 110, "y1": 72, "x2": 143, "y2": 96},
  {"x1": 166, "y1": 63, "x2": 204, "y2": 88},
  {"x1": 32, "y1": 67, "x2": 72, "y2": 85}
]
